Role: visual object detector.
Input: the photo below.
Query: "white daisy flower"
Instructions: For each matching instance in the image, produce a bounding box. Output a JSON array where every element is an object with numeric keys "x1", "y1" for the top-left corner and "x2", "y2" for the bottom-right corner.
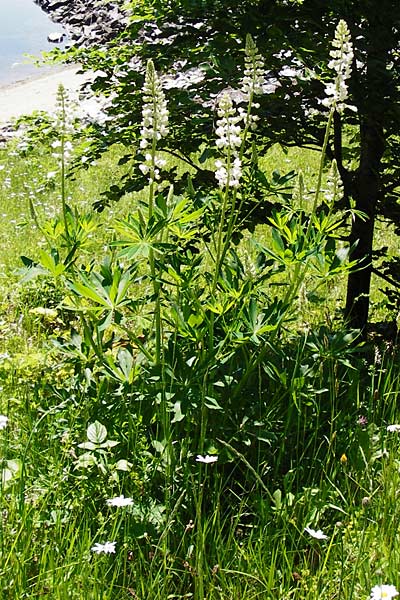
[
  {"x1": 196, "y1": 455, "x2": 218, "y2": 464},
  {"x1": 304, "y1": 526, "x2": 328, "y2": 540},
  {"x1": 91, "y1": 541, "x2": 117, "y2": 554},
  {"x1": 106, "y1": 495, "x2": 134, "y2": 507},
  {"x1": 370, "y1": 584, "x2": 399, "y2": 600},
  {"x1": 387, "y1": 425, "x2": 400, "y2": 433}
]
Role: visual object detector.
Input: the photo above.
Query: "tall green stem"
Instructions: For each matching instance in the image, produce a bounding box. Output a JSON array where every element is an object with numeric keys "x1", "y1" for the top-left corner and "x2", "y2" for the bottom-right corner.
[
  {"x1": 58, "y1": 87, "x2": 70, "y2": 246},
  {"x1": 283, "y1": 108, "x2": 334, "y2": 307}
]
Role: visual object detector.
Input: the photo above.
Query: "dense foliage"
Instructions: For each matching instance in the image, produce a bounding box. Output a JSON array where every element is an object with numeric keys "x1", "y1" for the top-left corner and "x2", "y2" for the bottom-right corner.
[{"x1": 56, "y1": 0, "x2": 400, "y2": 329}]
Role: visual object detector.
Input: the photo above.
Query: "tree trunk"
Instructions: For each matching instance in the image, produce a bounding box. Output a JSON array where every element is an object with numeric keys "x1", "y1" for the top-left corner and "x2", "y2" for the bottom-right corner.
[
  {"x1": 344, "y1": 119, "x2": 384, "y2": 330},
  {"x1": 344, "y1": 8, "x2": 391, "y2": 330}
]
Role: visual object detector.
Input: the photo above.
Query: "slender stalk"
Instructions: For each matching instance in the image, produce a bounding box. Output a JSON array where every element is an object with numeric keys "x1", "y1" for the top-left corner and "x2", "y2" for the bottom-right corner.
[
  {"x1": 283, "y1": 108, "x2": 334, "y2": 307},
  {"x1": 58, "y1": 86, "x2": 70, "y2": 246}
]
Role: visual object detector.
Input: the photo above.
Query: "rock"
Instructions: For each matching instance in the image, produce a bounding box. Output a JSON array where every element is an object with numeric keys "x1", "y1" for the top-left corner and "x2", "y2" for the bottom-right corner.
[
  {"x1": 34, "y1": 0, "x2": 130, "y2": 49},
  {"x1": 47, "y1": 32, "x2": 65, "y2": 43}
]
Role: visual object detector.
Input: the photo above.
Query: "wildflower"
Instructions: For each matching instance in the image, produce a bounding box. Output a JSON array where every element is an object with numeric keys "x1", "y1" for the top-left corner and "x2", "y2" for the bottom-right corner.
[
  {"x1": 196, "y1": 455, "x2": 218, "y2": 464},
  {"x1": 322, "y1": 20, "x2": 355, "y2": 113},
  {"x1": 357, "y1": 415, "x2": 368, "y2": 427},
  {"x1": 370, "y1": 584, "x2": 399, "y2": 600},
  {"x1": 139, "y1": 60, "x2": 169, "y2": 183},
  {"x1": 106, "y1": 495, "x2": 134, "y2": 507},
  {"x1": 304, "y1": 526, "x2": 328, "y2": 540},
  {"x1": 340, "y1": 453, "x2": 348, "y2": 464},
  {"x1": 91, "y1": 541, "x2": 117, "y2": 554},
  {"x1": 387, "y1": 424, "x2": 400, "y2": 433},
  {"x1": 241, "y1": 34, "x2": 266, "y2": 99},
  {"x1": 324, "y1": 159, "x2": 343, "y2": 206},
  {"x1": 214, "y1": 92, "x2": 242, "y2": 188},
  {"x1": 215, "y1": 93, "x2": 242, "y2": 149},
  {"x1": 0, "y1": 415, "x2": 8, "y2": 430}
]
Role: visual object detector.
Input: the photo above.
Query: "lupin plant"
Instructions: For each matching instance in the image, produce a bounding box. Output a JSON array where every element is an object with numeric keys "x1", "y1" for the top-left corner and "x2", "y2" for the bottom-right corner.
[
  {"x1": 212, "y1": 34, "x2": 266, "y2": 286},
  {"x1": 313, "y1": 19, "x2": 355, "y2": 212},
  {"x1": 275, "y1": 19, "x2": 357, "y2": 307},
  {"x1": 322, "y1": 19, "x2": 355, "y2": 114},
  {"x1": 138, "y1": 59, "x2": 169, "y2": 216},
  {"x1": 23, "y1": 24, "x2": 359, "y2": 420},
  {"x1": 137, "y1": 59, "x2": 169, "y2": 365},
  {"x1": 53, "y1": 84, "x2": 75, "y2": 245}
]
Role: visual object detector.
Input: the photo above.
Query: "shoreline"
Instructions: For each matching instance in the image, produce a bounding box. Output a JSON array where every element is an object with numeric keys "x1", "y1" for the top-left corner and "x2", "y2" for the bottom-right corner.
[
  {"x1": 0, "y1": 62, "x2": 72, "y2": 92},
  {"x1": 0, "y1": 64, "x2": 90, "y2": 124},
  {"x1": 0, "y1": 0, "x2": 129, "y2": 126}
]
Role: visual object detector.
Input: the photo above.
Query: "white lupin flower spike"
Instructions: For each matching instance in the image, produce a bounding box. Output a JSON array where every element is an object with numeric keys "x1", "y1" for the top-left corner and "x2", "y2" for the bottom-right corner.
[
  {"x1": 322, "y1": 20, "x2": 355, "y2": 113},
  {"x1": 139, "y1": 59, "x2": 169, "y2": 182},
  {"x1": 241, "y1": 34, "x2": 267, "y2": 99},
  {"x1": 214, "y1": 92, "x2": 242, "y2": 188}
]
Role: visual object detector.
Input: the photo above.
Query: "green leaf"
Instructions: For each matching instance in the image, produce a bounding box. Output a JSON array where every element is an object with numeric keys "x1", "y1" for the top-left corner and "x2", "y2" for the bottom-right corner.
[
  {"x1": 77, "y1": 441, "x2": 98, "y2": 450},
  {"x1": 171, "y1": 401, "x2": 185, "y2": 423},
  {"x1": 68, "y1": 280, "x2": 112, "y2": 308},
  {"x1": 115, "y1": 459, "x2": 133, "y2": 471},
  {"x1": 87, "y1": 421, "x2": 107, "y2": 444},
  {"x1": 188, "y1": 313, "x2": 204, "y2": 328},
  {"x1": 38, "y1": 250, "x2": 66, "y2": 277},
  {"x1": 100, "y1": 440, "x2": 120, "y2": 449},
  {"x1": 1, "y1": 459, "x2": 21, "y2": 488},
  {"x1": 272, "y1": 489, "x2": 282, "y2": 510},
  {"x1": 204, "y1": 396, "x2": 223, "y2": 411},
  {"x1": 76, "y1": 452, "x2": 97, "y2": 469}
]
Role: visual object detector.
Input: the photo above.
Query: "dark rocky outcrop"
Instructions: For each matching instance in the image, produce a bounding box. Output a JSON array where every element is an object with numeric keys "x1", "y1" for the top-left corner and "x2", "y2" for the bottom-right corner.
[{"x1": 34, "y1": 0, "x2": 130, "y2": 47}]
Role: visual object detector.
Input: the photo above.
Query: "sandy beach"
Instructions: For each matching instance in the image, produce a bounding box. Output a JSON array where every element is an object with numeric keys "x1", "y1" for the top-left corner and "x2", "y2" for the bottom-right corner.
[{"x1": 0, "y1": 65, "x2": 90, "y2": 124}]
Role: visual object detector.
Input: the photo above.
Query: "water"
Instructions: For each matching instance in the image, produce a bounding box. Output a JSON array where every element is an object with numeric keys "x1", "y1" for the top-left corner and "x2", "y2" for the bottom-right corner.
[{"x1": 0, "y1": 0, "x2": 65, "y2": 86}]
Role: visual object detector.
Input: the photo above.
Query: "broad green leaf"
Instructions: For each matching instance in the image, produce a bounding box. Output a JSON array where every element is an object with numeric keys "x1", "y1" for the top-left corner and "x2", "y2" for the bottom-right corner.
[
  {"x1": 272, "y1": 489, "x2": 282, "y2": 509},
  {"x1": 115, "y1": 459, "x2": 133, "y2": 471},
  {"x1": 76, "y1": 453, "x2": 97, "y2": 469},
  {"x1": 100, "y1": 440, "x2": 120, "y2": 449},
  {"x1": 171, "y1": 401, "x2": 185, "y2": 423},
  {"x1": 188, "y1": 313, "x2": 204, "y2": 328},
  {"x1": 87, "y1": 421, "x2": 107, "y2": 444},
  {"x1": 77, "y1": 441, "x2": 98, "y2": 450}
]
